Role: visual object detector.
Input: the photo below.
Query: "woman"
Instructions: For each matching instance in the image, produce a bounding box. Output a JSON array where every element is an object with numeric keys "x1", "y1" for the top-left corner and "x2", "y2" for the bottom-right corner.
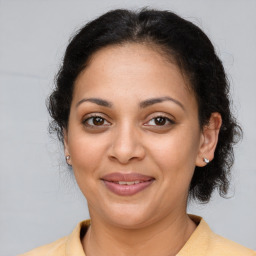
[{"x1": 21, "y1": 8, "x2": 255, "y2": 256}]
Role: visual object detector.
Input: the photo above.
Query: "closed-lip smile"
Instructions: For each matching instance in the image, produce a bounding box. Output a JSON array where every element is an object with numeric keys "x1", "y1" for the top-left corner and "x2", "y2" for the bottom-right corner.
[{"x1": 101, "y1": 172, "x2": 155, "y2": 196}]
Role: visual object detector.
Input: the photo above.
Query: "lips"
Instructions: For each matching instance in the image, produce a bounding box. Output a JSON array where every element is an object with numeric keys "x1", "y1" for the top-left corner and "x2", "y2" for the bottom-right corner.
[{"x1": 101, "y1": 173, "x2": 155, "y2": 196}]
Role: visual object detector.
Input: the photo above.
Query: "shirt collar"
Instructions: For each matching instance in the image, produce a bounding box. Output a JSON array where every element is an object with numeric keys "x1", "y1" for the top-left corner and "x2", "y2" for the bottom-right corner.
[
  {"x1": 177, "y1": 214, "x2": 211, "y2": 256},
  {"x1": 66, "y1": 219, "x2": 90, "y2": 256},
  {"x1": 65, "y1": 215, "x2": 210, "y2": 256}
]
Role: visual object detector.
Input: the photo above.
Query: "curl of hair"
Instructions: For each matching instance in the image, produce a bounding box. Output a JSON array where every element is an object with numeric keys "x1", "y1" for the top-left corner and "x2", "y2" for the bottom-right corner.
[{"x1": 48, "y1": 8, "x2": 242, "y2": 203}]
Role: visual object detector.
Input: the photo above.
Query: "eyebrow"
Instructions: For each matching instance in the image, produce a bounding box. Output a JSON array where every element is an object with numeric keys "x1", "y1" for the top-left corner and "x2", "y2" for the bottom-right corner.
[
  {"x1": 76, "y1": 96, "x2": 184, "y2": 110},
  {"x1": 139, "y1": 96, "x2": 185, "y2": 110},
  {"x1": 76, "y1": 98, "x2": 113, "y2": 108}
]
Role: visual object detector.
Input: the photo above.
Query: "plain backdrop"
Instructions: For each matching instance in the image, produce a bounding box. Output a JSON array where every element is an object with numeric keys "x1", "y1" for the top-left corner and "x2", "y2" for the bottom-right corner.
[{"x1": 0, "y1": 0, "x2": 255, "y2": 255}]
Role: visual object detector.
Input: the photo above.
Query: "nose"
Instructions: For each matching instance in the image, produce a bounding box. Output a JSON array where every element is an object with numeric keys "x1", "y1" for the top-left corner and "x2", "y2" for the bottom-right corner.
[{"x1": 108, "y1": 123, "x2": 146, "y2": 164}]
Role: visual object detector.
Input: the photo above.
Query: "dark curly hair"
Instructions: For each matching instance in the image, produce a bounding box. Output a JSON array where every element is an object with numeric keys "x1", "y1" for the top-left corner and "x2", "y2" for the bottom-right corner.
[{"x1": 48, "y1": 8, "x2": 242, "y2": 203}]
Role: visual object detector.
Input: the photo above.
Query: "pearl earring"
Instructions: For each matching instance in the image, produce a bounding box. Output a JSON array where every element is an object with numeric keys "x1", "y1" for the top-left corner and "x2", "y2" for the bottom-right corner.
[
  {"x1": 65, "y1": 155, "x2": 71, "y2": 165},
  {"x1": 203, "y1": 157, "x2": 210, "y2": 164}
]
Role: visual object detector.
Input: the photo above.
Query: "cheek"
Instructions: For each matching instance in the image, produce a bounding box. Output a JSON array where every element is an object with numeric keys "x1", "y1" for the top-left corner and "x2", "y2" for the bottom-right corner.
[
  {"x1": 68, "y1": 131, "x2": 109, "y2": 177},
  {"x1": 147, "y1": 126, "x2": 201, "y2": 178},
  {"x1": 67, "y1": 133, "x2": 110, "y2": 201}
]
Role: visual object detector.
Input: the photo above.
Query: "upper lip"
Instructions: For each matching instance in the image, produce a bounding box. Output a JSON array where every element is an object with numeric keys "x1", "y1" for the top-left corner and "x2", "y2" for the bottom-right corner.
[{"x1": 101, "y1": 172, "x2": 154, "y2": 182}]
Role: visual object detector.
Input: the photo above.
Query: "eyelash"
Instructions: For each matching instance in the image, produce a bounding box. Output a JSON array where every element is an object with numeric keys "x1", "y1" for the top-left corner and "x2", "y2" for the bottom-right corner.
[{"x1": 82, "y1": 114, "x2": 175, "y2": 129}]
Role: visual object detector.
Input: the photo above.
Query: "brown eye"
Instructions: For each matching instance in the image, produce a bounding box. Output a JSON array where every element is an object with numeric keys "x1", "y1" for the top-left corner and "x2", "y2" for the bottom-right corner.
[
  {"x1": 154, "y1": 117, "x2": 166, "y2": 126},
  {"x1": 145, "y1": 115, "x2": 175, "y2": 127},
  {"x1": 83, "y1": 115, "x2": 111, "y2": 128},
  {"x1": 93, "y1": 117, "x2": 104, "y2": 126}
]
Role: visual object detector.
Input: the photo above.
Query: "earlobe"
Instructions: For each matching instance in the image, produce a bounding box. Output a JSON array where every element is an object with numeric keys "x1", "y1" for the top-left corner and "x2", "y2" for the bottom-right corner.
[
  {"x1": 63, "y1": 129, "x2": 72, "y2": 166},
  {"x1": 196, "y1": 112, "x2": 222, "y2": 167}
]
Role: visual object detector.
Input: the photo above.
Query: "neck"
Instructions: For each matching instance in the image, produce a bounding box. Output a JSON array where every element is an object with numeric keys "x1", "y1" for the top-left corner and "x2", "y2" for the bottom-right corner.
[{"x1": 82, "y1": 212, "x2": 197, "y2": 256}]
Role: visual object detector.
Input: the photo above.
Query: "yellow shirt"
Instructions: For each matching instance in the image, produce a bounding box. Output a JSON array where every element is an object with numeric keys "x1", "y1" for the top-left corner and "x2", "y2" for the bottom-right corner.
[{"x1": 20, "y1": 215, "x2": 256, "y2": 256}]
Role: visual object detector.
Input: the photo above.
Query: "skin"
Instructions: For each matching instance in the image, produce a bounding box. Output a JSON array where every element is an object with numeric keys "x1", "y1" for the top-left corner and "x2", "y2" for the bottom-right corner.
[{"x1": 64, "y1": 43, "x2": 222, "y2": 256}]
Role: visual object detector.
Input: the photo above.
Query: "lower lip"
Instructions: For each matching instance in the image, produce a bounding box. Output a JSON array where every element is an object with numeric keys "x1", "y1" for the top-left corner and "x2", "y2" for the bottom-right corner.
[{"x1": 103, "y1": 180, "x2": 154, "y2": 196}]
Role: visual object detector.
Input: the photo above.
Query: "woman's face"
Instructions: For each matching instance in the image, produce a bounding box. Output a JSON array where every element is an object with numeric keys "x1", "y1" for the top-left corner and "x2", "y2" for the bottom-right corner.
[{"x1": 64, "y1": 43, "x2": 207, "y2": 228}]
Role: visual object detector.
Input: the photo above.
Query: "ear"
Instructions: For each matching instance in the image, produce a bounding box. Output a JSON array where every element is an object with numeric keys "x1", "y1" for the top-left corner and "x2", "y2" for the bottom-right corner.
[
  {"x1": 196, "y1": 112, "x2": 222, "y2": 167},
  {"x1": 63, "y1": 129, "x2": 72, "y2": 165}
]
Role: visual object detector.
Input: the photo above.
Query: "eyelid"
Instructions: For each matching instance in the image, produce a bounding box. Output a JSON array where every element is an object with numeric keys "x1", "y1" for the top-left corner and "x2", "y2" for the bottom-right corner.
[
  {"x1": 82, "y1": 112, "x2": 111, "y2": 122},
  {"x1": 82, "y1": 111, "x2": 112, "y2": 119}
]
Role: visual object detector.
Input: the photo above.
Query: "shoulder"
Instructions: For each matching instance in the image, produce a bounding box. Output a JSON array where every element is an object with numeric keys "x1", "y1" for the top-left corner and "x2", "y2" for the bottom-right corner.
[
  {"x1": 18, "y1": 236, "x2": 67, "y2": 256},
  {"x1": 208, "y1": 233, "x2": 256, "y2": 256},
  {"x1": 19, "y1": 220, "x2": 90, "y2": 256},
  {"x1": 178, "y1": 215, "x2": 256, "y2": 256}
]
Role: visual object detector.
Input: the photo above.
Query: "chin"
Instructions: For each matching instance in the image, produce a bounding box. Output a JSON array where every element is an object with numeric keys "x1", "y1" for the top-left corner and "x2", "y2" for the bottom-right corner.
[{"x1": 100, "y1": 203, "x2": 157, "y2": 229}]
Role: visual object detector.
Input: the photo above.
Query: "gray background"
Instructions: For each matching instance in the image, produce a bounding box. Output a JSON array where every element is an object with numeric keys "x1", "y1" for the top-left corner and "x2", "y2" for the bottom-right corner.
[{"x1": 0, "y1": 0, "x2": 255, "y2": 255}]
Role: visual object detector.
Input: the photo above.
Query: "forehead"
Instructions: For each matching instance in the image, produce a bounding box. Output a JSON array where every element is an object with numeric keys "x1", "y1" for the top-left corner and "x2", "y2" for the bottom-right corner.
[
  {"x1": 73, "y1": 43, "x2": 196, "y2": 108},
  {"x1": 86, "y1": 43, "x2": 184, "y2": 80}
]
